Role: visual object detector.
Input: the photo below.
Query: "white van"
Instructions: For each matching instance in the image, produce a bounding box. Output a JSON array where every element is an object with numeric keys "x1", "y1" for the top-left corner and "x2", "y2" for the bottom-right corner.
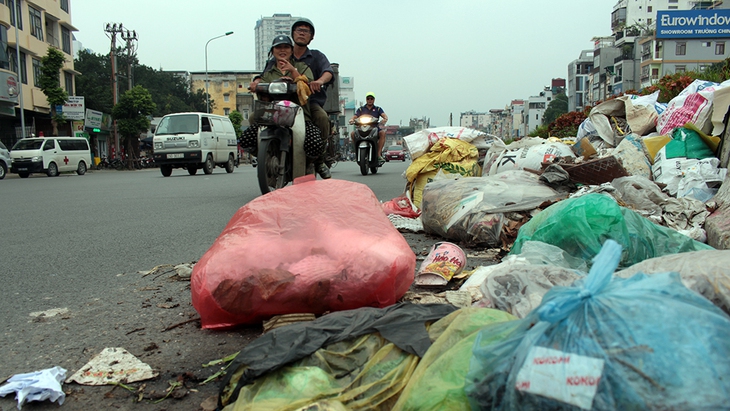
[
  {"x1": 152, "y1": 112, "x2": 238, "y2": 177},
  {"x1": 10, "y1": 137, "x2": 92, "y2": 178}
]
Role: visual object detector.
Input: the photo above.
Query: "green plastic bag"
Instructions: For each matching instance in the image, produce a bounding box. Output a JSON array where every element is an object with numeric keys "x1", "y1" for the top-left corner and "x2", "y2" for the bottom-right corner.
[
  {"x1": 664, "y1": 126, "x2": 715, "y2": 159},
  {"x1": 510, "y1": 193, "x2": 713, "y2": 269},
  {"x1": 392, "y1": 308, "x2": 515, "y2": 411}
]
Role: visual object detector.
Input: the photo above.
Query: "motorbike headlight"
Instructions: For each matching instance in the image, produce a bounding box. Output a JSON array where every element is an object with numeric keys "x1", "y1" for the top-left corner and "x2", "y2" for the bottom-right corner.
[
  {"x1": 188, "y1": 140, "x2": 199, "y2": 148},
  {"x1": 358, "y1": 115, "x2": 374, "y2": 124},
  {"x1": 268, "y1": 83, "x2": 289, "y2": 94}
]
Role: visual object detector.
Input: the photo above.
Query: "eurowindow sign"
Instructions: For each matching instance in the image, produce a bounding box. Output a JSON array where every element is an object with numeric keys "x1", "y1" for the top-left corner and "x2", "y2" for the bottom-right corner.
[{"x1": 657, "y1": 9, "x2": 730, "y2": 39}]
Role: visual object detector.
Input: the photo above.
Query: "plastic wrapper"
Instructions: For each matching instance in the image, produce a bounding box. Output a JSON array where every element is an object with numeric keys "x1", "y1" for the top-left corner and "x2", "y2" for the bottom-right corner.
[
  {"x1": 392, "y1": 308, "x2": 515, "y2": 411},
  {"x1": 191, "y1": 180, "x2": 416, "y2": 329},
  {"x1": 420, "y1": 170, "x2": 562, "y2": 246},
  {"x1": 616, "y1": 249, "x2": 730, "y2": 314},
  {"x1": 510, "y1": 193, "x2": 713, "y2": 269},
  {"x1": 465, "y1": 240, "x2": 730, "y2": 410}
]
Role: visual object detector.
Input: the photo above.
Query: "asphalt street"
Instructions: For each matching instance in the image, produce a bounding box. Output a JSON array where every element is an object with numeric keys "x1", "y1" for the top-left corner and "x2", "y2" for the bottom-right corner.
[{"x1": 0, "y1": 160, "x2": 412, "y2": 322}]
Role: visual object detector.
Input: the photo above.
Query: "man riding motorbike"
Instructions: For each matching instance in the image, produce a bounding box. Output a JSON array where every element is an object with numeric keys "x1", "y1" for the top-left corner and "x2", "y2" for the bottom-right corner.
[
  {"x1": 239, "y1": 35, "x2": 326, "y2": 172},
  {"x1": 250, "y1": 18, "x2": 334, "y2": 179},
  {"x1": 350, "y1": 92, "x2": 388, "y2": 165}
]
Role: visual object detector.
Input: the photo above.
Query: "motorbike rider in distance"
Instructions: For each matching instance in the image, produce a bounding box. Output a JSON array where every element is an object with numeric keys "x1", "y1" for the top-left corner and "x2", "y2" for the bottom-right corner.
[
  {"x1": 350, "y1": 92, "x2": 388, "y2": 165},
  {"x1": 239, "y1": 35, "x2": 327, "y2": 176}
]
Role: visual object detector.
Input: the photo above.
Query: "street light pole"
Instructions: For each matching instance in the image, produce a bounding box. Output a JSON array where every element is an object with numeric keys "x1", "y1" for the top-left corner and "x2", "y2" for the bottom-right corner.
[{"x1": 205, "y1": 31, "x2": 233, "y2": 114}]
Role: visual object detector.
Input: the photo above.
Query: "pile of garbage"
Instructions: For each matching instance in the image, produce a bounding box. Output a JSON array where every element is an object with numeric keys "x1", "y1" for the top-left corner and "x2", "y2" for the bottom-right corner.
[{"x1": 208, "y1": 78, "x2": 730, "y2": 410}]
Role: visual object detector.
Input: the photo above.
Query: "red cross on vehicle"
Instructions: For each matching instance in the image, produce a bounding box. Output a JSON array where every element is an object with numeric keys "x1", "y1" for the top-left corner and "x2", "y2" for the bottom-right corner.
[{"x1": 64, "y1": 156, "x2": 69, "y2": 164}]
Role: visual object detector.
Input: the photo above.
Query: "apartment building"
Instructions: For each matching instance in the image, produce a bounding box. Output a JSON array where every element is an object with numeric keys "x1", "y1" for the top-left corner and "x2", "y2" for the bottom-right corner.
[
  {"x1": 610, "y1": 0, "x2": 728, "y2": 93},
  {"x1": 0, "y1": 0, "x2": 77, "y2": 145},
  {"x1": 567, "y1": 50, "x2": 594, "y2": 112},
  {"x1": 190, "y1": 70, "x2": 259, "y2": 126}
]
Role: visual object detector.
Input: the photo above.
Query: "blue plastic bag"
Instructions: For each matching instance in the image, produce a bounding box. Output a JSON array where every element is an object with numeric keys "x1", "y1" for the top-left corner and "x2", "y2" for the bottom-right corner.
[{"x1": 466, "y1": 240, "x2": 730, "y2": 410}]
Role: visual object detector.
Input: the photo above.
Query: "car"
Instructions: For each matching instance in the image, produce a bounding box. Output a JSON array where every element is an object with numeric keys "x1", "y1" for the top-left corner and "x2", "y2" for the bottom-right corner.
[
  {"x1": 0, "y1": 141, "x2": 9, "y2": 179},
  {"x1": 385, "y1": 145, "x2": 406, "y2": 162}
]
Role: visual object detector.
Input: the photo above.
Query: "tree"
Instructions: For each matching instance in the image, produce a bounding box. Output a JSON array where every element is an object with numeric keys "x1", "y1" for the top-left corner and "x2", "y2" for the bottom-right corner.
[
  {"x1": 542, "y1": 93, "x2": 568, "y2": 126},
  {"x1": 74, "y1": 49, "x2": 113, "y2": 113},
  {"x1": 229, "y1": 110, "x2": 243, "y2": 138},
  {"x1": 112, "y1": 85, "x2": 156, "y2": 167},
  {"x1": 39, "y1": 47, "x2": 69, "y2": 136},
  {"x1": 75, "y1": 49, "x2": 209, "y2": 116}
]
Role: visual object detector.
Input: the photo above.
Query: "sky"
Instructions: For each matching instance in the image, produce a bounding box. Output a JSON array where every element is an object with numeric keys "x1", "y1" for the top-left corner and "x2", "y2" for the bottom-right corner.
[{"x1": 70, "y1": 0, "x2": 617, "y2": 127}]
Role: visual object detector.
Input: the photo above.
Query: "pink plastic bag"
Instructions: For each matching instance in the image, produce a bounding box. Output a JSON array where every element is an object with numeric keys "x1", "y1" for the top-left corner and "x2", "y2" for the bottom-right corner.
[
  {"x1": 191, "y1": 179, "x2": 416, "y2": 329},
  {"x1": 382, "y1": 195, "x2": 421, "y2": 218}
]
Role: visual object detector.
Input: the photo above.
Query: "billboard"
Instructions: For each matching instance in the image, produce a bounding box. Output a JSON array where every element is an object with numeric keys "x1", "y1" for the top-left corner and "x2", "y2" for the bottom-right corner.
[
  {"x1": 657, "y1": 9, "x2": 730, "y2": 39},
  {"x1": 62, "y1": 96, "x2": 85, "y2": 120}
]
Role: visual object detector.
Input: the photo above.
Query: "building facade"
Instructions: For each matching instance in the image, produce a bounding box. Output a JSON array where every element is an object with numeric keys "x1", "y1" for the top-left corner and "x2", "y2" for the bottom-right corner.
[
  {"x1": 567, "y1": 50, "x2": 594, "y2": 112},
  {"x1": 190, "y1": 70, "x2": 259, "y2": 126},
  {"x1": 254, "y1": 14, "x2": 301, "y2": 72},
  {"x1": 0, "y1": 0, "x2": 78, "y2": 147}
]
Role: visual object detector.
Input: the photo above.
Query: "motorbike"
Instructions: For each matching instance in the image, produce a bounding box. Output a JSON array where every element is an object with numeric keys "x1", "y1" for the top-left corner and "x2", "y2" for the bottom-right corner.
[
  {"x1": 351, "y1": 114, "x2": 382, "y2": 176},
  {"x1": 253, "y1": 80, "x2": 313, "y2": 195}
]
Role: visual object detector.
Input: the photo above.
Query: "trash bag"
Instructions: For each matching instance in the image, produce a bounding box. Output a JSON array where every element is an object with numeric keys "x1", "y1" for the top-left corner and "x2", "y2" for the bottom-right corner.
[
  {"x1": 405, "y1": 138, "x2": 481, "y2": 209},
  {"x1": 465, "y1": 240, "x2": 730, "y2": 410},
  {"x1": 191, "y1": 180, "x2": 416, "y2": 329},
  {"x1": 392, "y1": 308, "x2": 515, "y2": 411},
  {"x1": 616, "y1": 249, "x2": 730, "y2": 315},
  {"x1": 510, "y1": 193, "x2": 713, "y2": 269},
  {"x1": 218, "y1": 303, "x2": 458, "y2": 411},
  {"x1": 421, "y1": 170, "x2": 562, "y2": 246}
]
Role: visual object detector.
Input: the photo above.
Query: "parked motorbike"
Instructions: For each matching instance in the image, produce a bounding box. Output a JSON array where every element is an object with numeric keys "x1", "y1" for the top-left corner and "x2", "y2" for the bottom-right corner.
[
  {"x1": 253, "y1": 80, "x2": 313, "y2": 195},
  {"x1": 351, "y1": 114, "x2": 382, "y2": 176}
]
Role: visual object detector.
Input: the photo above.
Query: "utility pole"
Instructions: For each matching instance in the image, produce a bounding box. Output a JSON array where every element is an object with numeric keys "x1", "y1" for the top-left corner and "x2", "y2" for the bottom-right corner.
[
  {"x1": 105, "y1": 23, "x2": 124, "y2": 158},
  {"x1": 121, "y1": 29, "x2": 138, "y2": 91}
]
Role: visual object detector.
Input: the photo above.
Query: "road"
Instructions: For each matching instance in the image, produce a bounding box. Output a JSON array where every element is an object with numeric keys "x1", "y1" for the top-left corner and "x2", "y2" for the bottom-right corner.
[{"x1": 0, "y1": 160, "x2": 417, "y2": 410}]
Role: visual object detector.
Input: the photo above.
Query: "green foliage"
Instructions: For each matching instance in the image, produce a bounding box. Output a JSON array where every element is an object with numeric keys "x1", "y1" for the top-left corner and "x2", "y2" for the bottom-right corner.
[
  {"x1": 529, "y1": 124, "x2": 549, "y2": 138},
  {"x1": 74, "y1": 49, "x2": 113, "y2": 113},
  {"x1": 39, "y1": 47, "x2": 69, "y2": 129},
  {"x1": 112, "y1": 86, "x2": 156, "y2": 153},
  {"x1": 542, "y1": 92, "x2": 568, "y2": 126},
  {"x1": 74, "y1": 49, "x2": 207, "y2": 115},
  {"x1": 229, "y1": 111, "x2": 243, "y2": 138}
]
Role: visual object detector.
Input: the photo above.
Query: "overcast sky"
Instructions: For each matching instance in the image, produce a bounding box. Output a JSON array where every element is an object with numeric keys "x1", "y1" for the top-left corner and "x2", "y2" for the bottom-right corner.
[{"x1": 70, "y1": 0, "x2": 616, "y2": 126}]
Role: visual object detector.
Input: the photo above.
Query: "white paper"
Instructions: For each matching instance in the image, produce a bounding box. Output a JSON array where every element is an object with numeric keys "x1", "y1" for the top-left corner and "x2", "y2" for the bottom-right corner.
[
  {"x1": 515, "y1": 346, "x2": 604, "y2": 410},
  {"x1": 0, "y1": 366, "x2": 66, "y2": 409}
]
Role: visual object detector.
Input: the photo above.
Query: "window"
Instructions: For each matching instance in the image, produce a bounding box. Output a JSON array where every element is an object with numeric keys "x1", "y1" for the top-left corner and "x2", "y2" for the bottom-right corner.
[
  {"x1": 648, "y1": 6, "x2": 652, "y2": 12},
  {"x1": 32, "y1": 58, "x2": 40, "y2": 86},
  {"x1": 676, "y1": 42, "x2": 686, "y2": 56},
  {"x1": 8, "y1": 0, "x2": 22, "y2": 29},
  {"x1": 700, "y1": 64, "x2": 709, "y2": 72},
  {"x1": 64, "y1": 72, "x2": 73, "y2": 95},
  {"x1": 29, "y1": 6, "x2": 42, "y2": 40},
  {"x1": 668, "y1": 5, "x2": 678, "y2": 9},
  {"x1": 675, "y1": 65, "x2": 686, "y2": 73},
  {"x1": 61, "y1": 26, "x2": 71, "y2": 54},
  {"x1": 60, "y1": 0, "x2": 68, "y2": 12},
  {"x1": 223, "y1": 93, "x2": 230, "y2": 102},
  {"x1": 223, "y1": 81, "x2": 229, "y2": 88},
  {"x1": 224, "y1": 108, "x2": 230, "y2": 115},
  {"x1": 9, "y1": 48, "x2": 27, "y2": 84},
  {"x1": 243, "y1": 109, "x2": 249, "y2": 120},
  {"x1": 702, "y1": 41, "x2": 711, "y2": 47},
  {"x1": 717, "y1": 42, "x2": 725, "y2": 55},
  {"x1": 647, "y1": 18, "x2": 652, "y2": 25}
]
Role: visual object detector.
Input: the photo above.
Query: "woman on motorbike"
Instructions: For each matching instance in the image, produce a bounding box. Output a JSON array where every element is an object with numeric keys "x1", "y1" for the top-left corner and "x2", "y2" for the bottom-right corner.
[{"x1": 239, "y1": 35, "x2": 327, "y2": 175}]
